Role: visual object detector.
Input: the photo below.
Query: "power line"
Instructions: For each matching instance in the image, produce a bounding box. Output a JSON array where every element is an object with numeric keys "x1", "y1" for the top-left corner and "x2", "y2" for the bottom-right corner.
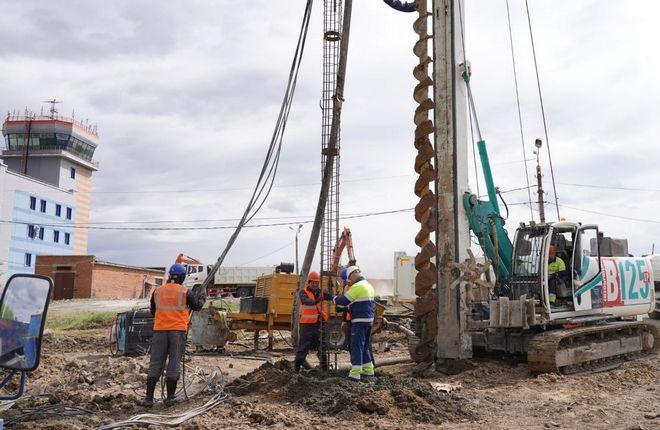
[
  {"x1": 90, "y1": 173, "x2": 415, "y2": 195},
  {"x1": 237, "y1": 241, "x2": 294, "y2": 266},
  {"x1": 524, "y1": 0, "x2": 560, "y2": 220},
  {"x1": 549, "y1": 202, "x2": 660, "y2": 225},
  {"x1": 505, "y1": 0, "x2": 534, "y2": 221},
  {"x1": 552, "y1": 181, "x2": 660, "y2": 193},
  {"x1": 2, "y1": 208, "x2": 414, "y2": 231}
]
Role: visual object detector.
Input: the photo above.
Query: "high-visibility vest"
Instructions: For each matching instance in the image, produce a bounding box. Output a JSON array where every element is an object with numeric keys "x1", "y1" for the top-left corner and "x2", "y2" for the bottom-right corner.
[
  {"x1": 548, "y1": 256, "x2": 566, "y2": 274},
  {"x1": 154, "y1": 282, "x2": 189, "y2": 331},
  {"x1": 299, "y1": 288, "x2": 328, "y2": 324}
]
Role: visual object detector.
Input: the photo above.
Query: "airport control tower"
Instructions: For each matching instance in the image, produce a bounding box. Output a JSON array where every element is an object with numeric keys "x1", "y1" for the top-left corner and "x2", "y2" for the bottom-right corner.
[{"x1": 0, "y1": 102, "x2": 99, "y2": 273}]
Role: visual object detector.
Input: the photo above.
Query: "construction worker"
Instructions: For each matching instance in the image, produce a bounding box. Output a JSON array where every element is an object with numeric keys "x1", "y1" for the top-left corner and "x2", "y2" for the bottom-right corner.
[
  {"x1": 333, "y1": 266, "x2": 375, "y2": 381},
  {"x1": 339, "y1": 267, "x2": 351, "y2": 337},
  {"x1": 141, "y1": 264, "x2": 205, "y2": 407},
  {"x1": 548, "y1": 244, "x2": 566, "y2": 304},
  {"x1": 295, "y1": 271, "x2": 331, "y2": 372}
]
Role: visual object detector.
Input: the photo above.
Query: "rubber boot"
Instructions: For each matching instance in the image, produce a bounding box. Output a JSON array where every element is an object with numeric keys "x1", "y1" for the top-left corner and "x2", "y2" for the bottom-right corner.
[
  {"x1": 164, "y1": 378, "x2": 178, "y2": 407},
  {"x1": 140, "y1": 377, "x2": 158, "y2": 407}
]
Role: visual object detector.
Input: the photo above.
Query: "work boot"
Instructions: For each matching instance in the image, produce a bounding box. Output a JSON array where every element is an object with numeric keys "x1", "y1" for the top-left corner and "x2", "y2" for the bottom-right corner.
[
  {"x1": 164, "y1": 378, "x2": 178, "y2": 407},
  {"x1": 140, "y1": 377, "x2": 158, "y2": 407},
  {"x1": 348, "y1": 365, "x2": 362, "y2": 382},
  {"x1": 362, "y1": 362, "x2": 375, "y2": 377}
]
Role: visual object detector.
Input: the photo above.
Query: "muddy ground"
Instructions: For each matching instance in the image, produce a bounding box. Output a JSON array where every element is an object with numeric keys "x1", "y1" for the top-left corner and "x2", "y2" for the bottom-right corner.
[{"x1": 1, "y1": 323, "x2": 659, "y2": 429}]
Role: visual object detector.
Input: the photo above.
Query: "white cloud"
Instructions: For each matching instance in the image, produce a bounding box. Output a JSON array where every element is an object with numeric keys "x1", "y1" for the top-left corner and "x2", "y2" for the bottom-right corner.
[{"x1": 1, "y1": 0, "x2": 659, "y2": 277}]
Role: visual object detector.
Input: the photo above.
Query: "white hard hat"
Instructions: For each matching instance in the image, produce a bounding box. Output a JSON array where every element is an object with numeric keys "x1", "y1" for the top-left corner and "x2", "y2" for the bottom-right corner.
[{"x1": 346, "y1": 266, "x2": 361, "y2": 278}]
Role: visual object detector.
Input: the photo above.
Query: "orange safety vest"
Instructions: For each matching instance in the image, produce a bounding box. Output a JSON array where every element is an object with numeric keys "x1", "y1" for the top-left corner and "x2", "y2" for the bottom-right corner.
[
  {"x1": 299, "y1": 288, "x2": 328, "y2": 324},
  {"x1": 153, "y1": 282, "x2": 190, "y2": 331}
]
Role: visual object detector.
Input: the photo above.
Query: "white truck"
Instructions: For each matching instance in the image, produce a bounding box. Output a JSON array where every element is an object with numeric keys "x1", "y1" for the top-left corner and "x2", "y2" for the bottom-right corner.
[{"x1": 182, "y1": 264, "x2": 275, "y2": 298}]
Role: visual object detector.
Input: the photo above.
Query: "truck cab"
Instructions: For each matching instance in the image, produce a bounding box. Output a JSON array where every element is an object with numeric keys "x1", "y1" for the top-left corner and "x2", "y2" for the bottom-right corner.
[{"x1": 182, "y1": 264, "x2": 207, "y2": 289}]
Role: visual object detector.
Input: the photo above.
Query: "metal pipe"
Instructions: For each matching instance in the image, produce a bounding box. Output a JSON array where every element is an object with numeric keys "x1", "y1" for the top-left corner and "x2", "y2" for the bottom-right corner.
[
  {"x1": 336, "y1": 356, "x2": 411, "y2": 371},
  {"x1": 386, "y1": 322, "x2": 415, "y2": 339}
]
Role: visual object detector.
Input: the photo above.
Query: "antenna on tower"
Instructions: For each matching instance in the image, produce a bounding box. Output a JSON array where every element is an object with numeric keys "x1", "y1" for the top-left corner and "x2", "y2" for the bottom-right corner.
[{"x1": 43, "y1": 99, "x2": 62, "y2": 119}]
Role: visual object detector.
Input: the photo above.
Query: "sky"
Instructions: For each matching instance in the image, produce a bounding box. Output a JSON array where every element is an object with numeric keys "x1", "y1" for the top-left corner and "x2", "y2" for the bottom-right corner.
[{"x1": 0, "y1": 0, "x2": 659, "y2": 279}]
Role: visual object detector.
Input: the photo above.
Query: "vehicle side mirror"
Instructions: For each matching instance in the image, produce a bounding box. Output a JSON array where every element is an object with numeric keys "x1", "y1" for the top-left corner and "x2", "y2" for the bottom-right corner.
[{"x1": 0, "y1": 274, "x2": 52, "y2": 371}]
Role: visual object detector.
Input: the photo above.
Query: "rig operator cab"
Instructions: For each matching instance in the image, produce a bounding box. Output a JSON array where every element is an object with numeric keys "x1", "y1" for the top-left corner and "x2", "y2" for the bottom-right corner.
[{"x1": 510, "y1": 221, "x2": 655, "y2": 324}]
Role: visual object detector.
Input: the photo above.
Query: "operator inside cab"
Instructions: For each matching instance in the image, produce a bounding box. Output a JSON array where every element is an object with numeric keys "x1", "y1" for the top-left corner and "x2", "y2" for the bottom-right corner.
[{"x1": 547, "y1": 244, "x2": 566, "y2": 304}]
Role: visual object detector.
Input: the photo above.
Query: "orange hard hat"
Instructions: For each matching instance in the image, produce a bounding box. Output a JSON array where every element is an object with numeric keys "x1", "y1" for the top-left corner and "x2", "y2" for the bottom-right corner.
[{"x1": 308, "y1": 271, "x2": 320, "y2": 282}]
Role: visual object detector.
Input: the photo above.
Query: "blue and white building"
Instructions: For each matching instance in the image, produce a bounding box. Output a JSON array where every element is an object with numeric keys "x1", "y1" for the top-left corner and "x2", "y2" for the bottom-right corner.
[{"x1": 0, "y1": 110, "x2": 99, "y2": 283}]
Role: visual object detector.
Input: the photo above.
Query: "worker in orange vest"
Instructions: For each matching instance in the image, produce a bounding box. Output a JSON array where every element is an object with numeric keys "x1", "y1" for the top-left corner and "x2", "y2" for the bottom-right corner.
[
  {"x1": 141, "y1": 264, "x2": 205, "y2": 407},
  {"x1": 294, "y1": 271, "x2": 332, "y2": 372}
]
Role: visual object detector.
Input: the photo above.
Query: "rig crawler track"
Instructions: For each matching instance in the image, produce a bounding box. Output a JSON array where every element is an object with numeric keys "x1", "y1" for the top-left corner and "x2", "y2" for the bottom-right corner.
[{"x1": 527, "y1": 321, "x2": 659, "y2": 375}]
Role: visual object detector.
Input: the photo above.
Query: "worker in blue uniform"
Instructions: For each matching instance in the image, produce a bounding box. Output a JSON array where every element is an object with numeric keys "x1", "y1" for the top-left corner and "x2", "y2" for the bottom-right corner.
[{"x1": 333, "y1": 266, "x2": 376, "y2": 380}]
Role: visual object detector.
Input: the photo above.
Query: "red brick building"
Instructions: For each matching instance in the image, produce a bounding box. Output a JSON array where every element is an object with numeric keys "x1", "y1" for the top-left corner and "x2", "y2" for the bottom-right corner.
[{"x1": 35, "y1": 255, "x2": 164, "y2": 300}]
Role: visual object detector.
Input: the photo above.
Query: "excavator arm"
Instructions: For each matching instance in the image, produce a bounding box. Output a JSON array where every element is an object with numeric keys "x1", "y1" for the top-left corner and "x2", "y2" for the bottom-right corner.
[
  {"x1": 330, "y1": 226, "x2": 356, "y2": 272},
  {"x1": 175, "y1": 253, "x2": 203, "y2": 265}
]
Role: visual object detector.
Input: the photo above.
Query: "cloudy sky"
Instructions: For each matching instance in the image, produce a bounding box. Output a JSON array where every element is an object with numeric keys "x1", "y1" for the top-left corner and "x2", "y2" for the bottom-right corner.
[{"x1": 1, "y1": 0, "x2": 659, "y2": 278}]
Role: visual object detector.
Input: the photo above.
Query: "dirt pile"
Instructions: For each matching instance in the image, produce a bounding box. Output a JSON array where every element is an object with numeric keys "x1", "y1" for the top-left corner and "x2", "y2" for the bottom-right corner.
[{"x1": 227, "y1": 360, "x2": 476, "y2": 426}]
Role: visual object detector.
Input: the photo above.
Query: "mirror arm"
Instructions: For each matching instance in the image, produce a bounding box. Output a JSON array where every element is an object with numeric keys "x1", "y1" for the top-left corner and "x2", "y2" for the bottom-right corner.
[{"x1": 0, "y1": 370, "x2": 26, "y2": 401}]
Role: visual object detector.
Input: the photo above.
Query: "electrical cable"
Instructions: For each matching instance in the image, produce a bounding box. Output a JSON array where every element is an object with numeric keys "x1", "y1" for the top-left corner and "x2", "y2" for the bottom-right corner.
[
  {"x1": 551, "y1": 181, "x2": 660, "y2": 193},
  {"x1": 505, "y1": 0, "x2": 534, "y2": 221},
  {"x1": 4, "y1": 404, "x2": 99, "y2": 426},
  {"x1": 200, "y1": 0, "x2": 314, "y2": 293},
  {"x1": 95, "y1": 369, "x2": 227, "y2": 429},
  {"x1": 237, "y1": 241, "x2": 294, "y2": 266},
  {"x1": 548, "y1": 202, "x2": 660, "y2": 225},
  {"x1": 0, "y1": 207, "x2": 413, "y2": 231},
  {"x1": 524, "y1": 0, "x2": 560, "y2": 220}
]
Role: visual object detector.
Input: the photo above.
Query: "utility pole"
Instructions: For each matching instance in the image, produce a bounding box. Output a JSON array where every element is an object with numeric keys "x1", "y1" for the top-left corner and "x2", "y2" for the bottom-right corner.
[
  {"x1": 289, "y1": 224, "x2": 303, "y2": 274},
  {"x1": 433, "y1": 0, "x2": 472, "y2": 363},
  {"x1": 534, "y1": 138, "x2": 545, "y2": 223}
]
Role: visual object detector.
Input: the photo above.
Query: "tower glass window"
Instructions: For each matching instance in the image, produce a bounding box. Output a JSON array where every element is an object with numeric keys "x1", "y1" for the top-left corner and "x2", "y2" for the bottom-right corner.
[
  {"x1": 56, "y1": 204, "x2": 62, "y2": 217},
  {"x1": 30, "y1": 196, "x2": 36, "y2": 210},
  {"x1": 38, "y1": 227, "x2": 44, "y2": 240},
  {"x1": 24, "y1": 253, "x2": 32, "y2": 267},
  {"x1": 66, "y1": 207, "x2": 72, "y2": 220},
  {"x1": 70, "y1": 167, "x2": 76, "y2": 179},
  {"x1": 27, "y1": 225, "x2": 35, "y2": 238},
  {"x1": 40, "y1": 199, "x2": 46, "y2": 213},
  {"x1": 54, "y1": 230, "x2": 60, "y2": 243},
  {"x1": 64, "y1": 232, "x2": 71, "y2": 245}
]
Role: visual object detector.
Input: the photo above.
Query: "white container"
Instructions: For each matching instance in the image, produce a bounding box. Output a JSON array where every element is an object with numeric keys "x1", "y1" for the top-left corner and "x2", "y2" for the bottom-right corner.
[{"x1": 393, "y1": 252, "x2": 417, "y2": 302}]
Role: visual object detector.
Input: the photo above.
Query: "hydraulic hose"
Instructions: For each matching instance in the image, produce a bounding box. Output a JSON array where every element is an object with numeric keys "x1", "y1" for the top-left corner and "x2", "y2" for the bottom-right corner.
[{"x1": 383, "y1": 0, "x2": 416, "y2": 12}]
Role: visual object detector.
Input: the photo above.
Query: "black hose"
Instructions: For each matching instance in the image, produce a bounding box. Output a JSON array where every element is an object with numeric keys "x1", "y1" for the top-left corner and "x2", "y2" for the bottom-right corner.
[
  {"x1": 383, "y1": 0, "x2": 416, "y2": 12},
  {"x1": 497, "y1": 189, "x2": 510, "y2": 220}
]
